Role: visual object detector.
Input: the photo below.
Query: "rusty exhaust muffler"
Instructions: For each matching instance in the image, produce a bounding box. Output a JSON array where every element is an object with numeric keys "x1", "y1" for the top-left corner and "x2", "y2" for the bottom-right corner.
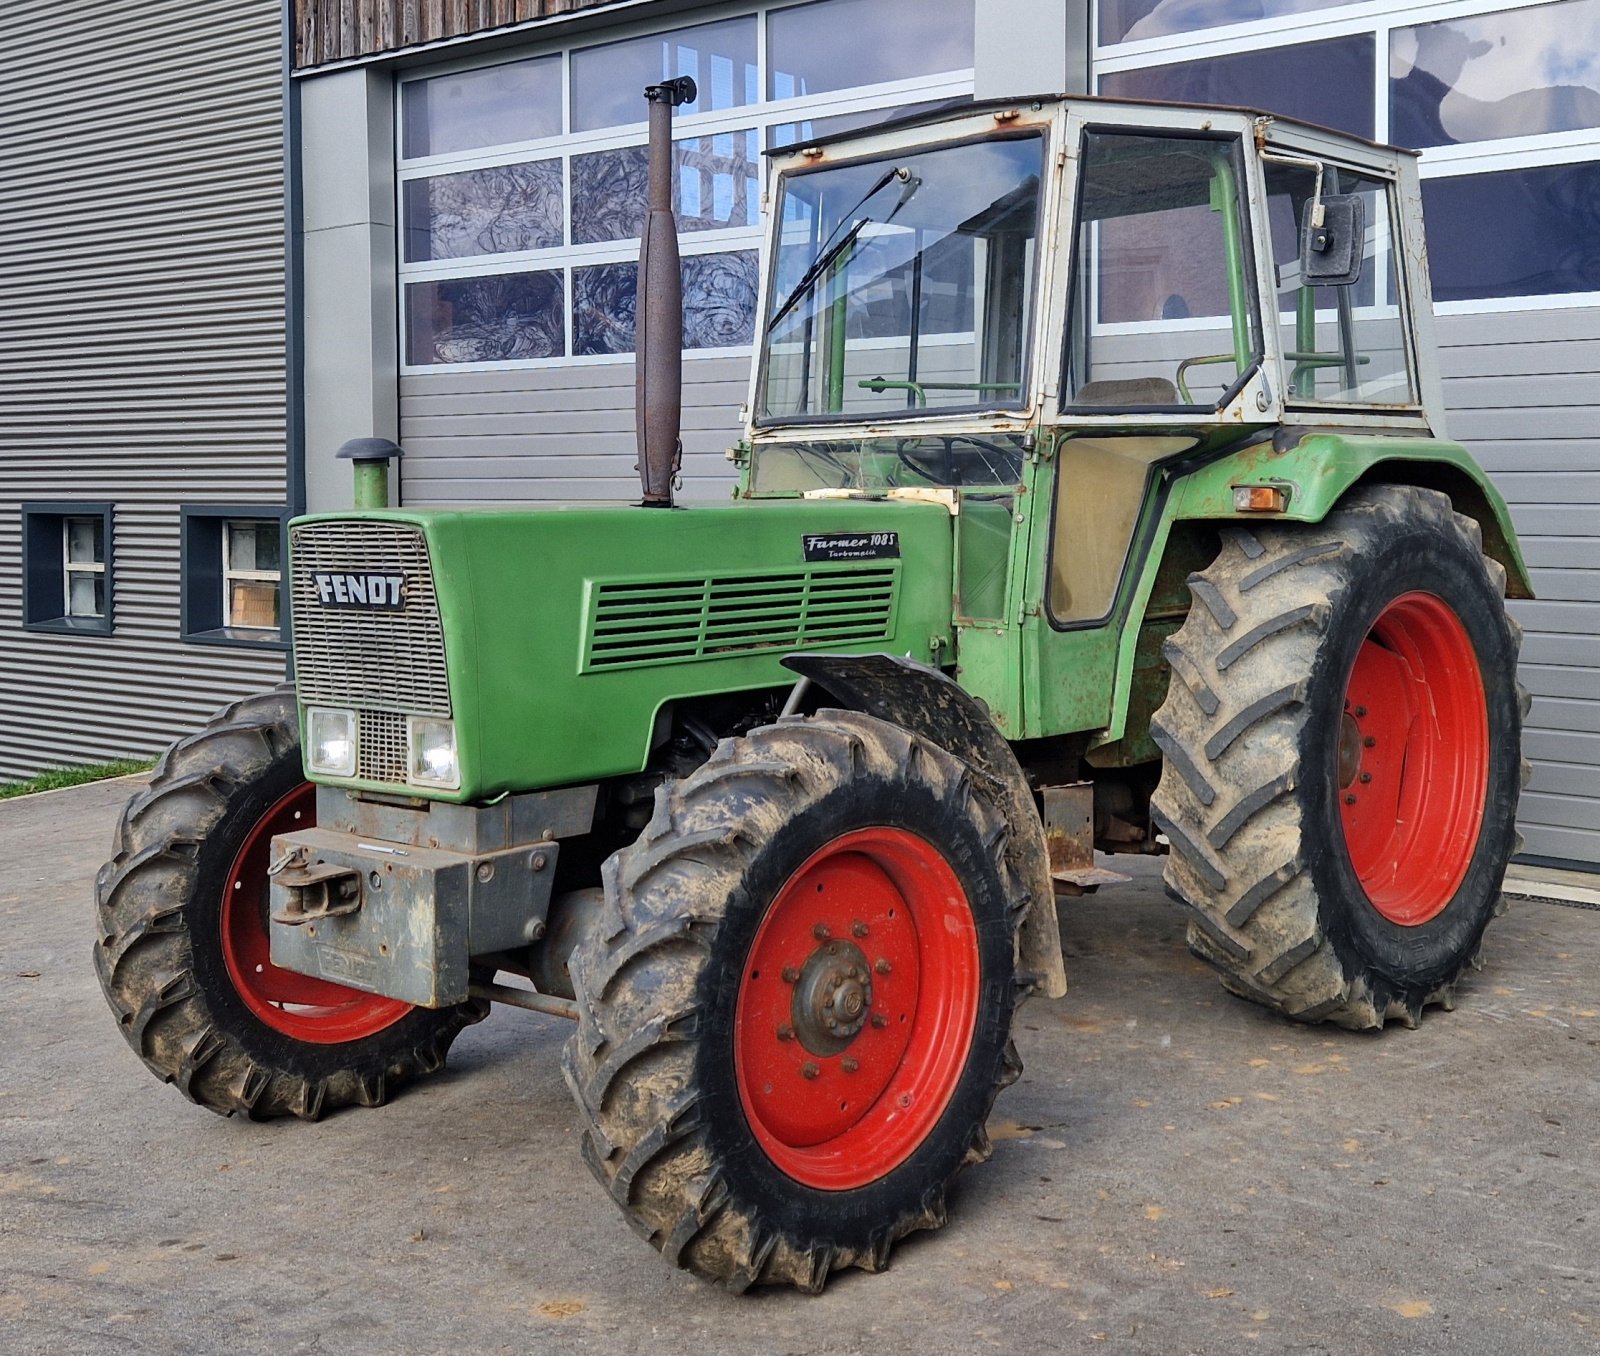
[{"x1": 636, "y1": 76, "x2": 696, "y2": 509}]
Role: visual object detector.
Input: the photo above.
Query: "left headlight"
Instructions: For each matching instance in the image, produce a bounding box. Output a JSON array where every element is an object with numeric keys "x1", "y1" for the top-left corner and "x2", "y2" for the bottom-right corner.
[
  {"x1": 407, "y1": 715, "x2": 460, "y2": 789},
  {"x1": 306, "y1": 706, "x2": 356, "y2": 777}
]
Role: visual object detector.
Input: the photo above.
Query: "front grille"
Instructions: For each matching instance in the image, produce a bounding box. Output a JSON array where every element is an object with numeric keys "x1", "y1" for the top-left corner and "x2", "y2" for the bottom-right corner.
[
  {"x1": 290, "y1": 522, "x2": 451, "y2": 785},
  {"x1": 358, "y1": 709, "x2": 409, "y2": 784},
  {"x1": 582, "y1": 565, "x2": 899, "y2": 672}
]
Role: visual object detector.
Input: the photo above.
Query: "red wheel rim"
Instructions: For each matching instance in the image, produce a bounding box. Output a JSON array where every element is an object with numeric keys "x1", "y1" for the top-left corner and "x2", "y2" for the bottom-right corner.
[
  {"x1": 1338, "y1": 592, "x2": 1489, "y2": 926},
  {"x1": 733, "y1": 827, "x2": 981, "y2": 1191},
  {"x1": 220, "y1": 781, "x2": 412, "y2": 1043}
]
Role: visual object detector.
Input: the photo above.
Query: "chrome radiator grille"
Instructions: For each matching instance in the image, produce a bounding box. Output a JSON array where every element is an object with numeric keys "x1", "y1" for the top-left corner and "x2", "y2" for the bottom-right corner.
[{"x1": 290, "y1": 522, "x2": 452, "y2": 783}]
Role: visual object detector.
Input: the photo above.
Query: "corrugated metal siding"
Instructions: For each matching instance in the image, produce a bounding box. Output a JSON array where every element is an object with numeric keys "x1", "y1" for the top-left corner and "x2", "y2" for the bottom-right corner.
[
  {"x1": 0, "y1": 0, "x2": 289, "y2": 780},
  {"x1": 1438, "y1": 307, "x2": 1600, "y2": 868},
  {"x1": 293, "y1": 0, "x2": 634, "y2": 68},
  {"x1": 399, "y1": 356, "x2": 748, "y2": 502}
]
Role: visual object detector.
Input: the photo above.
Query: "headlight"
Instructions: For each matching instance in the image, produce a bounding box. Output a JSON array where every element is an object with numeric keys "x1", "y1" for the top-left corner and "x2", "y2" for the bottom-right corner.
[
  {"x1": 407, "y1": 716, "x2": 459, "y2": 789},
  {"x1": 306, "y1": 707, "x2": 356, "y2": 777}
]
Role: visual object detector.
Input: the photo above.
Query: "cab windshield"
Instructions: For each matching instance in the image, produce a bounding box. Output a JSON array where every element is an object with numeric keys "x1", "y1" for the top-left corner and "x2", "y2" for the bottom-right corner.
[{"x1": 758, "y1": 133, "x2": 1045, "y2": 422}]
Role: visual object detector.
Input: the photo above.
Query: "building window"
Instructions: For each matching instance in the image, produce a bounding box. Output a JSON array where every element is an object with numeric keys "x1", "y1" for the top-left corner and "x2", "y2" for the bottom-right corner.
[
  {"x1": 22, "y1": 503, "x2": 114, "y2": 635},
  {"x1": 182, "y1": 508, "x2": 286, "y2": 647},
  {"x1": 1093, "y1": 0, "x2": 1600, "y2": 311},
  {"x1": 396, "y1": 0, "x2": 977, "y2": 371}
]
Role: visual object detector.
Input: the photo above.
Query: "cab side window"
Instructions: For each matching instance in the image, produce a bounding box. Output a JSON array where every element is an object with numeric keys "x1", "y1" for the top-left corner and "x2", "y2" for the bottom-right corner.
[
  {"x1": 1064, "y1": 130, "x2": 1260, "y2": 410},
  {"x1": 1263, "y1": 161, "x2": 1415, "y2": 405}
]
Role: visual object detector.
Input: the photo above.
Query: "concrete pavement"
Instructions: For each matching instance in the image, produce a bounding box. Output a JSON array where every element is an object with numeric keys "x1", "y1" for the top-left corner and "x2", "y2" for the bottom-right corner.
[{"x1": 3, "y1": 777, "x2": 1598, "y2": 1355}]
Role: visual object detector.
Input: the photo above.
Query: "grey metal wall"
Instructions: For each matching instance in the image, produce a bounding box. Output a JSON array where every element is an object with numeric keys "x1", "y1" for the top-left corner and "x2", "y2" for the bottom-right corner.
[
  {"x1": 399, "y1": 358, "x2": 749, "y2": 503},
  {"x1": 0, "y1": 0, "x2": 290, "y2": 780},
  {"x1": 1438, "y1": 307, "x2": 1600, "y2": 868}
]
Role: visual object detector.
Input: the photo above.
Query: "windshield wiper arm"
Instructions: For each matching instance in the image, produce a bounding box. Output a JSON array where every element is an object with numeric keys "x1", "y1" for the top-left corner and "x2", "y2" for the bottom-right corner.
[{"x1": 768, "y1": 166, "x2": 921, "y2": 329}]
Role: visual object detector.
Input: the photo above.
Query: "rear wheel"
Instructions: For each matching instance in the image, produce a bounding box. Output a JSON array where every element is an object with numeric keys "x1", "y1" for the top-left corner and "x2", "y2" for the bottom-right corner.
[
  {"x1": 1150, "y1": 486, "x2": 1527, "y2": 1029},
  {"x1": 562, "y1": 710, "x2": 1026, "y2": 1291},
  {"x1": 94, "y1": 686, "x2": 486, "y2": 1118}
]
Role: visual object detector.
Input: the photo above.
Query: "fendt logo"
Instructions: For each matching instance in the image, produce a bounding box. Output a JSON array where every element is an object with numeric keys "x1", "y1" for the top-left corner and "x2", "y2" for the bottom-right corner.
[{"x1": 311, "y1": 572, "x2": 407, "y2": 610}]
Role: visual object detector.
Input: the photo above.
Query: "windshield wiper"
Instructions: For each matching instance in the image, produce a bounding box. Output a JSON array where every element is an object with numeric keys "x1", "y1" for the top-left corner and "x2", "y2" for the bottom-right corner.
[{"x1": 768, "y1": 166, "x2": 921, "y2": 329}]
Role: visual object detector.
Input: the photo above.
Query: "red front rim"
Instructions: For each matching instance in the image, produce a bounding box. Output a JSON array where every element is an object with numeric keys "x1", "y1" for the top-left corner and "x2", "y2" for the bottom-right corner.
[
  {"x1": 1338, "y1": 591, "x2": 1489, "y2": 927},
  {"x1": 220, "y1": 781, "x2": 412, "y2": 1043},
  {"x1": 733, "y1": 827, "x2": 981, "y2": 1191}
]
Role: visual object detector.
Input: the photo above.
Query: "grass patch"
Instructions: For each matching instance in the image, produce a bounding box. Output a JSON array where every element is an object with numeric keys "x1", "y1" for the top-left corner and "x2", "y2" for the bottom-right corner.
[{"x1": 0, "y1": 759, "x2": 155, "y2": 801}]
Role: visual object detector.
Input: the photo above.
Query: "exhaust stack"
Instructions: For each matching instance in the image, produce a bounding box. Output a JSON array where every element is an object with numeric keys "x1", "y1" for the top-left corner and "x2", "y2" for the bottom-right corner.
[{"x1": 635, "y1": 76, "x2": 696, "y2": 509}]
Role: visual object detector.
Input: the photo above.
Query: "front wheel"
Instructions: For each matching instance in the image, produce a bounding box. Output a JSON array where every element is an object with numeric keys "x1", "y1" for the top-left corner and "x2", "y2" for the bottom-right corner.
[
  {"x1": 1150, "y1": 486, "x2": 1527, "y2": 1029},
  {"x1": 94, "y1": 686, "x2": 486, "y2": 1118},
  {"x1": 562, "y1": 711, "x2": 1026, "y2": 1292}
]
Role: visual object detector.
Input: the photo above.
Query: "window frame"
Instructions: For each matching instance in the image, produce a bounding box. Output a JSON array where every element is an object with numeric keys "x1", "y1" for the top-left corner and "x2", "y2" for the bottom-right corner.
[
  {"x1": 180, "y1": 506, "x2": 289, "y2": 650},
  {"x1": 1091, "y1": 0, "x2": 1600, "y2": 314},
  {"x1": 394, "y1": 0, "x2": 978, "y2": 375},
  {"x1": 22, "y1": 502, "x2": 114, "y2": 636}
]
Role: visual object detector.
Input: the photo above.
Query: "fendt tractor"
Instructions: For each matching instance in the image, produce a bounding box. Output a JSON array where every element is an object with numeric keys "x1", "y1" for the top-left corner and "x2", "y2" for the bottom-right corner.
[{"x1": 95, "y1": 86, "x2": 1530, "y2": 1292}]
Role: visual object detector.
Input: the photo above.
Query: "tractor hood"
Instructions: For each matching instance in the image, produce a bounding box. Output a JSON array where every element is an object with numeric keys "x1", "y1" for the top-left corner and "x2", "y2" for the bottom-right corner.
[{"x1": 287, "y1": 498, "x2": 955, "y2": 802}]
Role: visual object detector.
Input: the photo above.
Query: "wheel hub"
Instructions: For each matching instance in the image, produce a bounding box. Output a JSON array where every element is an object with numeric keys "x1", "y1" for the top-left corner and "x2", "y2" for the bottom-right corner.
[{"x1": 791, "y1": 939, "x2": 873, "y2": 1055}]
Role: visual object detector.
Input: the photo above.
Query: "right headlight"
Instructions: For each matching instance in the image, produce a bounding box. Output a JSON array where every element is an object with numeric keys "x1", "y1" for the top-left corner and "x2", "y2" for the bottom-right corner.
[
  {"x1": 407, "y1": 715, "x2": 460, "y2": 790},
  {"x1": 306, "y1": 706, "x2": 356, "y2": 777}
]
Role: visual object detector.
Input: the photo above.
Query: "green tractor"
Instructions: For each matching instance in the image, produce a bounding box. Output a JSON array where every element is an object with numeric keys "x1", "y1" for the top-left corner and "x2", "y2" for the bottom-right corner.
[{"x1": 95, "y1": 89, "x2": 1530, "y2": 1293}]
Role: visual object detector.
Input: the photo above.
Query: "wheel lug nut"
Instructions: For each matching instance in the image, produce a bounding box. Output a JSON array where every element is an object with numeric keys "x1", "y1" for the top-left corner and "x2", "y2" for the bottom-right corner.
[
  {"x1": 871, "y1": 1013, "x2": 888, "y2": 1029},
  {"x1": 852, "y1": 920, "x2": 869, "y2": 938},
  {"x1": 813, "y1": 923, "x2": 831, "y2": 940},
  {"x1": 841, "y1": 1058, "x2": 859, "y2": 1074},
  {"x1": 1359, "y1": 772, "x2": 1372, "y2": 784},
  {"x1": 875, "y1": 958, "x2": 891, "y2": 975},
  {"x1": 777, "y1": 1024, "x2": 795, "y2": 1042},
  {"x1": 782, "y1": 966, "x2": 800, "y2": 984},
  {"x1": 1363, "y1": 736, "x2": 1377, "y2": 748},
  {"x1": 1354, "y1": 706, "x2": 1368, "y2": 718},
  {"x1": 801, "y1": 1062, "x2": 820, "y2": 1080},
  {"x1": 1345, "y1": 794, "x2": 1358, "y2": 805}
]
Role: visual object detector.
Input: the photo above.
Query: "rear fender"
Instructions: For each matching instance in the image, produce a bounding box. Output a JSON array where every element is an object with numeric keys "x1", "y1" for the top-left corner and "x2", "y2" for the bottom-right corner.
[
  {"x1": 782, "y1": 652, "x2": 1066, "y2": 1000},
  {"x1": 1096, "y1": 431, "x2": 1534, "y2": 752}
]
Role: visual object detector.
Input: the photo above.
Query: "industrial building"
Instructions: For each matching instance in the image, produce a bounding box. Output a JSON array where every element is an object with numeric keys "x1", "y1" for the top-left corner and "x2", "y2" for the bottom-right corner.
[{"x1": 1, "y1": 0, "x2": 1593, "y2": 870}]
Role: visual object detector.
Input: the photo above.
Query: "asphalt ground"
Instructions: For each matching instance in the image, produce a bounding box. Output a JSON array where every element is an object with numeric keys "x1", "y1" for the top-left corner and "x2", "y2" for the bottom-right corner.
[{"x1": 3, "y1": 776, "x2": 1598, "y2": 1356}]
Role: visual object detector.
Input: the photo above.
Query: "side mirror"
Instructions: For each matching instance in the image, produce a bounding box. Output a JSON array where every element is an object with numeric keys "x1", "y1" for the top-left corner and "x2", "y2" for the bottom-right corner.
[{"x1": 1299, "y1": 193, "x2": 1365, "y2": 287}]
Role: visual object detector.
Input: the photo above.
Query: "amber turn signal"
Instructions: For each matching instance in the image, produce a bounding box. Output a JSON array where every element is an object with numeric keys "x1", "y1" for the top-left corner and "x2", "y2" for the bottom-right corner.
[{"x1": 1232, "y1": 484, "x2": 1288, "y2": 513}]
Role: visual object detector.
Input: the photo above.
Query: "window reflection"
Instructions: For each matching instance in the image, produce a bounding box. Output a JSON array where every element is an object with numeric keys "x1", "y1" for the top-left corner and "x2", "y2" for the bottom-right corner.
[
  {"x1": 570, "y1": 17, "x2": 757, "y2": 132},
  {"x1": 574, "y1": 252, "x2": 760, "y2": 356},
  {"x1": 406, "y1": 271, "x2": 565, "y2": 364},
  {"x1": 1099, "y1": 0, "x2": 1347, "y2": 46},
  {"x1": 1100, "y1": 36, "x2": 1376, "y2": 139},
  {"x1": 402, "y1": 56, "x2": 562, "y2": 158},
  {"x1": 572, "y1": 132, "x2": 761, "y2": 245},
  {"x1": 1391, "y1": 1, "x2": 1600, "y2": 148},
  {"x1": 404, "y1": 161, "x2": 563, "y2": 262},
  {"x1": 768, "y1": 0, "x2": 973, "y2": 99},
  {"x1": 1424, "y1": 164, "x2": 1600, "y2": 302}
]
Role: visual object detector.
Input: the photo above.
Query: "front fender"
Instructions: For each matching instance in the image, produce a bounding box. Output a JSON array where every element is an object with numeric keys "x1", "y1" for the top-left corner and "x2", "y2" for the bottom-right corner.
[{"x1": 782, "y1": 653, "x2": 1066, "y2": 1000}]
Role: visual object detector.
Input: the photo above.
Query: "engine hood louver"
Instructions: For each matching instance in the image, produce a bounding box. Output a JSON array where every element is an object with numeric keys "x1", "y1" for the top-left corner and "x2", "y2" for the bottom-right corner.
[{"x1": 582, "y1": 565, "x2": 900, "y2": 672}]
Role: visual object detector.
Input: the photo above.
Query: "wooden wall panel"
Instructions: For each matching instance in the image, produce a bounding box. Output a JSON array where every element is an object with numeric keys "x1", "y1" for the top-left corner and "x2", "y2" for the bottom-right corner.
[{"x1": 293, "y1": 0, "x2": 633, "y2": 67}]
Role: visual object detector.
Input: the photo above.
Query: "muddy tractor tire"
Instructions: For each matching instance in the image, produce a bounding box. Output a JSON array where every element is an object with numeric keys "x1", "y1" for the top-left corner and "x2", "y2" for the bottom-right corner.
[
  {"x1": 1150, "y1": 485, "x2": 1528, "y2": 1029},
  {"x1": 94, "y1": 686, "x2": 485, "y2": 1119},
  {"x1": 562, "y1": 710, "x2": 1026, "y2": 1292}
]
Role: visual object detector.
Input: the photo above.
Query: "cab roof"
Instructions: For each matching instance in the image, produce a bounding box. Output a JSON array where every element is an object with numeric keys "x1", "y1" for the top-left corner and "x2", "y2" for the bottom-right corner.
[{"x1": 765, "y1": 91, "x2": 1416, "y2": 161}]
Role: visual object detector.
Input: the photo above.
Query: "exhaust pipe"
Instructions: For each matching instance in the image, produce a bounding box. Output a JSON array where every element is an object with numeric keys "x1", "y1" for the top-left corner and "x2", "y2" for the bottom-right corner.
[{"x1": 636, "y1": 76, "x2": 696, "y2": 509}]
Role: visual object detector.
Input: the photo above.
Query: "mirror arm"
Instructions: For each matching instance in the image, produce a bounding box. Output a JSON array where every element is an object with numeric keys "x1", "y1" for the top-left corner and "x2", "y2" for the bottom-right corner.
[{"x1": 1259, "y1": 149, "x2": 1326, "y2": 228}]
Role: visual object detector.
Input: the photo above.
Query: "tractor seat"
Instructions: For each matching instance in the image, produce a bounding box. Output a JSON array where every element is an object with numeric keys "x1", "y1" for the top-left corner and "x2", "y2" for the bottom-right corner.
[{"x1": 1073, "y1": 377, "x2": 1180, "y2": 407}]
